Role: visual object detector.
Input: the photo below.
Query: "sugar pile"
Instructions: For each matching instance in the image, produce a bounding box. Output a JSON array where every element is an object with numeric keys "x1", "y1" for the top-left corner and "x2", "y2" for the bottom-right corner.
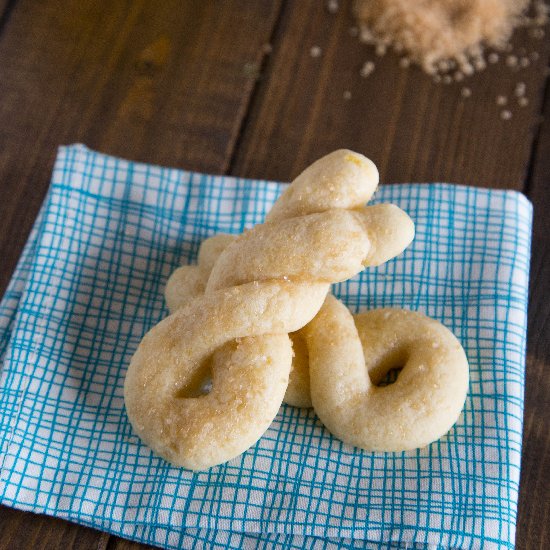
[{"x1": 353, "y1": 0, "x2": 548, "y2": 76}]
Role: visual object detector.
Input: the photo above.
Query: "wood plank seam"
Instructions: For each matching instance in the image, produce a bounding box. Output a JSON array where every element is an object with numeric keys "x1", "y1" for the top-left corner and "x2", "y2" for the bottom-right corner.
[
  {"x1": 226, "y1": 0, "x2": 288, "y2": 175},
  {"x1": 523, "y1": 71, "x2": 550, "y2": 196},
  {"x1": 0, "y1": 0, "x2": 16, "y2": 35},
  {"x1": 517, "y1": 59, "x2": 550, "y2": 550}
]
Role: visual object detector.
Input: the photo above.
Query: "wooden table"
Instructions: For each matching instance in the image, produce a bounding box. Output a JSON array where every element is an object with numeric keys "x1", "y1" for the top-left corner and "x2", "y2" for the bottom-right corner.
[{"x1": 0, "y1": 1, "x2": 548, "y2": 548}]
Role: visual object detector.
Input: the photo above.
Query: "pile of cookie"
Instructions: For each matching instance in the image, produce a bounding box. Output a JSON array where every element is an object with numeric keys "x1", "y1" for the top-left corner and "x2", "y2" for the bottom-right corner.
[{"x1": 124, "y1": 150, "x2": 469, "y2": 471}]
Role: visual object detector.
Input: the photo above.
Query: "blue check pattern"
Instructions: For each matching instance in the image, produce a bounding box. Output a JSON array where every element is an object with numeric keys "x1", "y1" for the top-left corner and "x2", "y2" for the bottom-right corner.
[{"x1": 0, "y1": 145, "x2": 532, "y2": 549}]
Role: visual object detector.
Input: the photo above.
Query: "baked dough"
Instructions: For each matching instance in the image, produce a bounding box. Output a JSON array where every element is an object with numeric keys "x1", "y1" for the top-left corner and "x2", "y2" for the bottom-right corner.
[
  {"x1": 305, "y1": 295, "x2": 469, "y2": 451},
  {"x1": 125, "y1": 149, "x2": 415, "y2": 469}
]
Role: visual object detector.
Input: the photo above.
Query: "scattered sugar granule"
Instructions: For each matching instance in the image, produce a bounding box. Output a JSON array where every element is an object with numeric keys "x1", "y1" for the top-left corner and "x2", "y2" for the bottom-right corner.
[
  {"x1": 327, "y1": 0, "x2": 339, "y2": 14},
  {"x1": 474, "y1": 58, "x2": 487, "y2": 71},
  {"x1": 438, "y1": 59, "x2": 452, "y2": 72},
  {"x1": 501, "y1": 109, "x2": 513, "y2": 120},
  {"x1": 488, "y1": 52, "x2": 500, "y2": 63},
  {"x1": 461, "y1": 87, "x2": 472, "y2": 97},
  {"x1": 461, "y1": 62, "x2": 475, "y2": 76},
  {"x1": 343, "y1": 90, "x2": 352, "y2": 100},
  {"x1": 515, "y1": 82, "x2": 526, "y2": 96},
  {"x1": 518, "y1": 96, "x2": 529, "y2": 106},
  {"x1": 530, "y1": 27, "x2": 545, "y2": 38},
  {"x1": 360, "y1": 60, "x2": 376, "y2": 77},
  {"x1": 496, "y1": 95, "x2": 508, "y2": 106},
  {"x1": 506, "y1": 55, "x2": 519, "y2": 67},
  {"x1": 310, "y1": 46, "x2": 322, "y2": 58}
]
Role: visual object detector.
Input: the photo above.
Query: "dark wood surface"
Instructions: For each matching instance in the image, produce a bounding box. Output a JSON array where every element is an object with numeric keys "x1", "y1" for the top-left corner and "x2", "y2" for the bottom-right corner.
[
  {"x1": 0, "y1": 1, "x2": 548, "y2": 548},
  {"x1": 232, "y1": 1, "x2": 550, "y2": 187},
  {"x1": 517, "y1": 79, "x2": 550, "y2": 548},
  {"x1": 0, "y1": 0, "x2": 281, "y2": 293}
]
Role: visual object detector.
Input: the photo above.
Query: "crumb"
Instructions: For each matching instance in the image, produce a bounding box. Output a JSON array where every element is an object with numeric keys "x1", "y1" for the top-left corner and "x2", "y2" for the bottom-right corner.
[
  {"x1": 515, "y1": 82, "x2": 526, "y2": 96},
  {"x1": 360, "y1": 61, "x2": 376, "y2": 77},
  {"x1": 506, "y1": 55, "x2": 518, "y2": 67},
  {"x1": 310, "y1": 46, "x2": 322, "y2": 58},
  {"x1": 327, "y1": 0, "x2": 339, "y2": 14}
]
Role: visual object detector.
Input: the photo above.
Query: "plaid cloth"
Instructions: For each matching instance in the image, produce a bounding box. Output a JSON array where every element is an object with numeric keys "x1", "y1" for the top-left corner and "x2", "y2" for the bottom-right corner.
[{"x1": 0, "y1": 145, "x2": 532, "y2": 549}]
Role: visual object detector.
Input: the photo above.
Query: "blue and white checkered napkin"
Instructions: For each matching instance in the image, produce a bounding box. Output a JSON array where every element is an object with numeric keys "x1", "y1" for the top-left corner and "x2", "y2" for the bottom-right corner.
[{"x1": 0, "y1": 145, "x2": 532, "y2": 549}]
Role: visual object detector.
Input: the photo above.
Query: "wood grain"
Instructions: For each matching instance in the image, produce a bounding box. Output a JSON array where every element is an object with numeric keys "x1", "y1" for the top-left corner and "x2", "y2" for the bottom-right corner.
[
  {"x1": 0, "y1": 506, "x2": 110, "y2": 550},
  {"x1": 107, "y1": 539, "x2": 156, "y2": 550},
  {"x1": 0, "y1": 0, "x2": 281, "y2": 295},
  {"x1": 0, "y1": 0, "x2": 549, "y2": 548},
  {"x1": 0, "y1": 0, "x2": 14, "y2": 22},
  {"x1": 0, "y1": 0, "x2": 281, "y2": 547},
  {"x1": 231, "y1": 0, "x2": 550, "y2": 189},
  {"x1": 516, "y1": 79, "x2": 550, "y2": 550}
]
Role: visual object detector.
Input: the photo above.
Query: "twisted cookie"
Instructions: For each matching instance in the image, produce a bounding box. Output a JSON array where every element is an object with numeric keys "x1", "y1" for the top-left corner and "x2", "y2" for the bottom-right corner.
[
  {"x1": 125, "y1": 150, "x2": 414, "y2": 469},
  {"x1": 165, "y1": 234, "x2": 312, "y2": 409}
]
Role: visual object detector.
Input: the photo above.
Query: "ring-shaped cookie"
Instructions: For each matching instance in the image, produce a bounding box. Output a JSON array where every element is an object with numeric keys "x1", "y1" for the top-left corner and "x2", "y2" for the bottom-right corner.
[
  {"x1": 125, "y1": 281, "x2": 328, "y2": 470},
  {"x1": 305, "y1": 296, "x2": 469, "y2": 451}
]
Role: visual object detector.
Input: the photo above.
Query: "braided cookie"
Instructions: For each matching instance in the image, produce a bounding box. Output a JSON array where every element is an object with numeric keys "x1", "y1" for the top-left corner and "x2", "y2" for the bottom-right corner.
[
  {"x1": 125, "y1": 150, "x2": 414, "y2": 469},
  {"x1": 165, "y1": 235, "x2": 312, "y2": 408},
  {"x1": 304, "y1": 296, "x2": 469, "y2": 451}
]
